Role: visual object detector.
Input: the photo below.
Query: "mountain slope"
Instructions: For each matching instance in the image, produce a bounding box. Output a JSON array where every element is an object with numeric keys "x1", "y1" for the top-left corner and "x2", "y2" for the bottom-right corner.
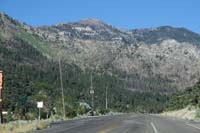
[
  {"x1": 0, "y1": 13, "x2": 171, "y2": 120},
  {"x1": 33, "y1": 18, "x2": 200, "y2": 92},
  {"x1": 1, "y1": 12, "x2": 200, "y2": 93},
  {"x1": 167, "y1": 80, "x2": 200, "y2": 111},
  {"x1": 131, "y1": 26, "x2": 200, "y2": 45}
]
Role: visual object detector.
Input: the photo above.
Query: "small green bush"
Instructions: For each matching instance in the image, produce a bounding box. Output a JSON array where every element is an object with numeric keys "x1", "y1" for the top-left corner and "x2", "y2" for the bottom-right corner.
[{"x1": 195, "y1": 107, "x2": 200, "y2": 118}]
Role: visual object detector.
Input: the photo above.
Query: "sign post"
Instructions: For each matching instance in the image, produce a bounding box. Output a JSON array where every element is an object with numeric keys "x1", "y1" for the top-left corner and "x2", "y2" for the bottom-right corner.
[
  {"x1": 0, "y1": 71, "x2": 3, "y2": 124},
  {"x1": 37, "y1": 101, "x2": 43, "y2": 122}
]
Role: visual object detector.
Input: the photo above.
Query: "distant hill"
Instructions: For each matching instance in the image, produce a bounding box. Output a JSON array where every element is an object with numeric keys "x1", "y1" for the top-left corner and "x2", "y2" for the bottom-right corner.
[{"x1": 130, "y1": 26, "x2": 200, "y2": 45}]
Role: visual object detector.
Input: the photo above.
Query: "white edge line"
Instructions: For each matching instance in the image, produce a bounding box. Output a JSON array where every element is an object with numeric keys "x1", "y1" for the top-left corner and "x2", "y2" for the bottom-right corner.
[
  {"x1": 186, "y1": 123, "x2": 200, "y2": 130},
  {"x1": 151, "y1": 122, "x2": 159, "y2": 133}
]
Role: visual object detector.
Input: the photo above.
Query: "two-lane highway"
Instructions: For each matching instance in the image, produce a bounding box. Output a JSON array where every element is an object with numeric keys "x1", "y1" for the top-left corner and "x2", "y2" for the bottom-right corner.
[{"x1": 37, "y1": 114, "x2": 200, "y2": 133}]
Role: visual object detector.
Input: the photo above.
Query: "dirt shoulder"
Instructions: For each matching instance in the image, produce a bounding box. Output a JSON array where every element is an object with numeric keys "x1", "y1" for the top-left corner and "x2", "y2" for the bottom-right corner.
[{"x1": 161, "y1": 106, "x2": 196, "y2": 120}]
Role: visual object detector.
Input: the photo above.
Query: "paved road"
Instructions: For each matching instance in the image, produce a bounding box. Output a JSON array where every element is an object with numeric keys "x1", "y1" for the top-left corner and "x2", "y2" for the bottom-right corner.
[{"x1": 37, "y1": 114, "x2": 200, "y2": 133}]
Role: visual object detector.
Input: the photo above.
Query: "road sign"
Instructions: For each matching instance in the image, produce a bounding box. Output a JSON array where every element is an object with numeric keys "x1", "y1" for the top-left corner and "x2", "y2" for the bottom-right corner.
[
  {"x1": 90, "y1": 89, "x2": 94, "y2": 94},
  {"x1": 37, "y1": 101, "x2": 43, "y2": 108},
  {"x1": 2, "y1": 111, "x2": 7, "y2": 115},
  {"x1": 37, "y1": 101, "x2": 43, "y2": 121}
]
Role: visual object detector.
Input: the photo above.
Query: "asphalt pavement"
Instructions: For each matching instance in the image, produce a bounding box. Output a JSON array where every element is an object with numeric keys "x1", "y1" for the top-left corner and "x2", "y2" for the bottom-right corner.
[{"x1": 37, "y1": 114, "x2": 200, "y2": 133}]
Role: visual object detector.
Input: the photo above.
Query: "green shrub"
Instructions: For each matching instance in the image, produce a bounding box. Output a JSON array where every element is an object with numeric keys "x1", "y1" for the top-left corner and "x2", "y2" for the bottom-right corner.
[
  {"x1": 98, "y1": 108, "x2": 109, "y2": 115},
  {"x1": 196, "y1": 107, "x2": 200, "y2": 118}
]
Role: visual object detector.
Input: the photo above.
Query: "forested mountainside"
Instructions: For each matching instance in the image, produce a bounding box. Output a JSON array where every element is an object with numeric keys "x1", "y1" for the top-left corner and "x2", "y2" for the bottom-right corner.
[
  {"x1": 1, "y1": 12, "x2": 200, "y2": 93},
  {"x1": 0, "y1": 12, "x2": 200, "y2": 120},
  {"x1": 167, "y1": 80, "x2": 200, "y2": 111}
]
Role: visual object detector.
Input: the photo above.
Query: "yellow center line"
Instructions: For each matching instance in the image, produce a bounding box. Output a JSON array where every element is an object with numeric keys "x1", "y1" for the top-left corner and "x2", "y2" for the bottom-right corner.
[{"x1": 97, "y1": 123, "x2": 120, "y2": 133}]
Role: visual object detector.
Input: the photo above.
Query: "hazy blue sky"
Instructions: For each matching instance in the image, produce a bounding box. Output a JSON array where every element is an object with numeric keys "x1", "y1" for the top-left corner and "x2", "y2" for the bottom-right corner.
[{"x1": 0, "y1": 0, "x2": 200, "y2": 33}]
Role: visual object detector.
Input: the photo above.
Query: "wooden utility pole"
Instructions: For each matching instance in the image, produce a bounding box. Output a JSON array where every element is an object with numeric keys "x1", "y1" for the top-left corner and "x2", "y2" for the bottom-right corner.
[
  {"x1": 0, "y1": 71, "x2": 3, "y2": 124},
  {"x1": 105, "y1": 86, "x2": 108, "y2": 110},
  {"x1": 59, "y1": 57, "x2": 66, "y2": 119},
  {"x1": 90, "y1": 73, "x2": 94, "y2": 112}
]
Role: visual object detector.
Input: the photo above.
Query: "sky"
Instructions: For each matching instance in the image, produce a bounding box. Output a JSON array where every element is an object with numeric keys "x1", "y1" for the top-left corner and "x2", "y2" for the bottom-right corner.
[{"x1": 0, "y1": 0, "x2": 200, "y2": 33}]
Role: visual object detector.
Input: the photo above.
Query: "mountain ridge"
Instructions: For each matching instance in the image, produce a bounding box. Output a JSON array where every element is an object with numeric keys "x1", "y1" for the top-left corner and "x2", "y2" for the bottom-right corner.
[{"x1": 1, "y1": 12, "x2": 200, "y2": 45}]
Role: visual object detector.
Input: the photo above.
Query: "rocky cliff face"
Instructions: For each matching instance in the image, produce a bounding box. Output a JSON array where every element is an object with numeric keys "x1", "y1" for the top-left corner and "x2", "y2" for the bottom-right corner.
[{"x1": 1, "y1": 12, "x2": 200, "y2": 93}]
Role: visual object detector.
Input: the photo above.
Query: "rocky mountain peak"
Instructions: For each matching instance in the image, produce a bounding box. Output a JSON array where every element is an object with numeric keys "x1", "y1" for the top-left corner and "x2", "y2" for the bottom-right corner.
[{"x1": 79, "y1": 18, "x2": 104, "y2": 26}]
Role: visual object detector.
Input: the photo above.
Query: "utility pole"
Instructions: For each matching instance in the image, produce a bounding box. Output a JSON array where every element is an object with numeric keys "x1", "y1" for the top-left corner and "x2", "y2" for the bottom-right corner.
[
  {"x1": 105, "y1": 86, "x2": 108, "y2": 110},
  {"x1": 59, "y1": 57, "x2": 66, "y2": 119},
  {"x1": 90, "y1": 73, "x2": 94, "y2": 113},
  {"x1": 124, "y1": 72, "x2": 127, "y2": 89},
  {"x1": 0, "y1": 71, "x2": 3, "y2": 124}
]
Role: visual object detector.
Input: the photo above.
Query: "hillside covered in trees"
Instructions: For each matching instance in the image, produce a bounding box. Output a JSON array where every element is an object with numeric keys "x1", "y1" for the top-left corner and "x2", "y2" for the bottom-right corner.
[
  {"x1": 167, "y1": 80, "x2": 200, "y2": 111},
  {"x1": 1, "y1": 12, "x2": 200, "y2": 121},
  {"x1": 0, "y1": 31, "x2": 168, "y2": 121}
]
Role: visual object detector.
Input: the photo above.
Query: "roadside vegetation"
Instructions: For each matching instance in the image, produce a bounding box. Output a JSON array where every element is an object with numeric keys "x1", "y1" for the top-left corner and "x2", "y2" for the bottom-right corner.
[
  {"x1": 166, "y1": 80, "x2": 200, "y2": 119},
  {"x1": 0, "y1": 119, "x2": 50, "y2": 133}
]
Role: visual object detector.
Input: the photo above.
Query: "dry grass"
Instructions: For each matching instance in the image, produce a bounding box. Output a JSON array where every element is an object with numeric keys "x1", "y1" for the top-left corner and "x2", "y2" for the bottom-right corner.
[
  {"x1": 161, "y1": 106, "x2": 196, "y2": 120},
  {"x1": 0, "y1": 120, "x2": 50, "y2": 133}
]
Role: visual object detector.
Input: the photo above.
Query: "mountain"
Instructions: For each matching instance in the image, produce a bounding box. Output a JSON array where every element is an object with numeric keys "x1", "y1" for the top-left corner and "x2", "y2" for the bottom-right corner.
[
  {"x1": 1, "y1": 12, "x2": 200, "y2": 93},
  {"x1": 37, "y1": 19, "x2": 200, "y2": 45},
  {"x1": 1, "y1": 13, "x2": 172, "y2": 120},
  {"x1": 34, "y1": 18, "x2": 200, "y2": 93},
  {"x1": 1, "y1": 12, "x2": 200, "y2": 118},
  {"x1": 1, "y1": 11, "x2": 200, "y2": 119}
]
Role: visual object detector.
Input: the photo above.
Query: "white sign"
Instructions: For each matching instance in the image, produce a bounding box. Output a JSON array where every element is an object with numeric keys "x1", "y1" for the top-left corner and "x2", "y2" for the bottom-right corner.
[
  {"x1": 2, "y1": 111, "x2": 8, "y2": 115},
  {"x1": 37, "y1": 101, "x2": 43, "y2": 108},
  {"x1": 90, "y1": 90, "x2": 94, "y2": 94}
]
